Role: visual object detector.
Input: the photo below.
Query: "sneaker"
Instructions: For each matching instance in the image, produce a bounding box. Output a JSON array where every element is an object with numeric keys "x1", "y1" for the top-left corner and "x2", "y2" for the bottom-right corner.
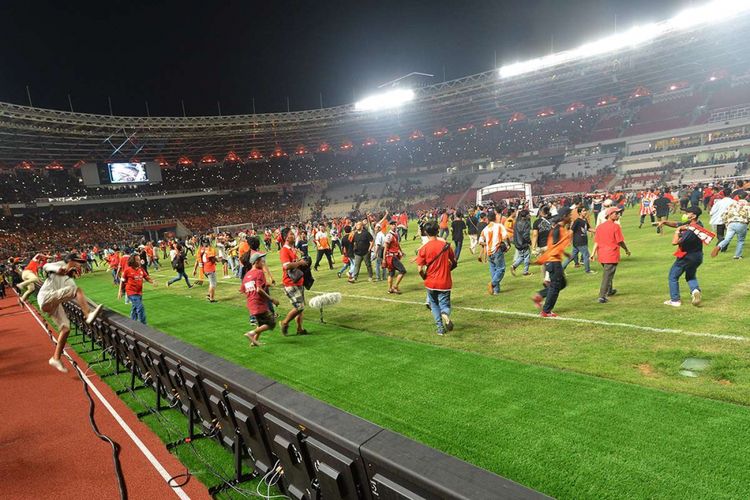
[
  {"x1": 607, "y1": 289, "x2": 617, "y2": 297},
  {"x1": 598, "y1": 297, "x2": 608, "y2": 303},
  {"x1": 531, "y1": 293, "x2": 543, "y2": 311},
  {"x1": 436, "y1": 330, "x2": 445, "y2": 336},
  {"x1": 540, "y1": 311, "x2": 558, "y2": 318},
  {"x1": 663, "y1": 300, "x2": 682, "y2": 307},
  {"x1": 85, "y1": 304, "x2": 103, "y2": 325},
  {"x1": 733, "y1": 255, "x2": 743, "y2": 260},
  {"x1": 510, "y1": 265, "x2": 517, "y2": 277},
  {"x1": 522, "y1": 272, "x2": 534, "y2": 277},
  {"x1": 167, "y1": 281, "x2": 172, "y2": 287},
  {"x1": 368, "y1": 277, "x2": 373, "y2": 282},
  {"x1": 280, "y1": 322, "x2": 289, "y2": 336},
  {"x1": 691, "y1": 289, "x2": 702, "y2": 306},
  {"x1": 440, "y1": 313, "x2": 454, "y2": 332},
  {"x1": 49, "y1": 357, "x2": 68, "y2": 373},
  {"x1": 585, "y1": 270, "x2": 597, "y2": 274},
  {"x1": 487, "y1": 282, "x2": 493, "y2": 295},
  {"x1": 710, "y1": 246, "x2": 721, "y2": 258},
  {"x1": 425, "y1": 303, "x2": 431, "y2": 310}
]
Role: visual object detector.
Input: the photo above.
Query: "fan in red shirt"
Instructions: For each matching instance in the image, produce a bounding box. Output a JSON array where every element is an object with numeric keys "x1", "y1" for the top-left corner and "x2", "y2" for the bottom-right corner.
[
  {"x1": 107, "y1": 249, "x2": 120, "y2": 284},
  {"x1": 415, "y1": 221, "x2": 457, "y2": 335},
  {"x1": 239, "y1": 253, "x2": 279, "y2": 347},
  {"x1": 118, "y1": 254, "x2": 156, "y2": 324},
  {"x1": 279, "y1": 228, "x2": 309, "y2": 336},
  {"x1": 19, "y1": 252, "x2": 50, "y2": 302},
  {"x1": 591, "y1": 207, "x2": 631, "y2": 303}
]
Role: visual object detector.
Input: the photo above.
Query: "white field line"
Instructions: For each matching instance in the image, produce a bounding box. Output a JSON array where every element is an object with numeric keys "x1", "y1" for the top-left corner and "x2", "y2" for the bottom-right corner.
[
  {"x1": 19, "y1": 294, "x2": 192, "y2": 500},
  {"x1": 307, "y1": 290, "x2": 749, "y2": 343},
  {"x1": 90, "y1": 269, "x2": 748, "y2": 343}
]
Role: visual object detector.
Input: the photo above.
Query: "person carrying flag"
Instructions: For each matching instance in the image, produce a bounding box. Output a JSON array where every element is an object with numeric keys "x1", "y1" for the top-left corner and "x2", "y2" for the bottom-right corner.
[{"x1": 660, "y1": 207, "x2": 712, "y2": 307}]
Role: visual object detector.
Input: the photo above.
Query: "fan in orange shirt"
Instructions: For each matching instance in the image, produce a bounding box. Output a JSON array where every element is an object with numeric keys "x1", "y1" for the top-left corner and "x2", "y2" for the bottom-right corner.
[{"x1": 532, "y1": 207, "x2": 573, "y2": 317}]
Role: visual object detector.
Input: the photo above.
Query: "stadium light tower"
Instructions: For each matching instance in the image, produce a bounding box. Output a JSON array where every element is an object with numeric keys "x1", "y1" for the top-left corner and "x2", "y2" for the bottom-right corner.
[
  {"x1": 354, "y1": 88, "x2": 416, "y2": 112},
  {"x1": 498, "y1": 0, "x2": 750, "y2": 79}
]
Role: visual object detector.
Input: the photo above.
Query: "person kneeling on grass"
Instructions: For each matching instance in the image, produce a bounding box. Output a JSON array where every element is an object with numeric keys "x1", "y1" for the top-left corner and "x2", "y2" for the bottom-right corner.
[
  {"x1": 241, "y1": 252, "x2": 279, "y2": 347},
  {"x1": 37, "y1": 253, "x2": 103, "y2": 373},
  {"x1": 118, "y1": 254, "x2": 156, "y2": 324}
]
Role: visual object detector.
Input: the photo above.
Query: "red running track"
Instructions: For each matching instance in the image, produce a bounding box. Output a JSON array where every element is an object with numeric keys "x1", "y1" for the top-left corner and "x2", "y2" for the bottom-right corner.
[{"x1": 0, "y1": 294, "x2": 210, "y2": 500}]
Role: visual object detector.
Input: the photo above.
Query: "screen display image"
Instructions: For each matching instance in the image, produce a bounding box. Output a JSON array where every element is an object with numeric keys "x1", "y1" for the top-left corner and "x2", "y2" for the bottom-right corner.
[{"x1": 108, "y1": 162, "x2": 148, "y2": 183}]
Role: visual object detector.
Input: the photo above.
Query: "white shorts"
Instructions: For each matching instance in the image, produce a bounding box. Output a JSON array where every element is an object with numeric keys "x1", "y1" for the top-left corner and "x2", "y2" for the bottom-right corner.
[{"x1": 37, "y1": 274, "x2": 78, "y2": 329}]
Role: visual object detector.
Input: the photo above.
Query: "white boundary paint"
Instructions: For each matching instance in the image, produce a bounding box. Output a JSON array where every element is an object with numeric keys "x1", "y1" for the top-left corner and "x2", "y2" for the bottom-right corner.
[
  {"x1": 20, "y1": 298, "x2": 191, "y2": 500},
  {"x1": 308, "y1": 290, "x2": 749, "y2": 343}
]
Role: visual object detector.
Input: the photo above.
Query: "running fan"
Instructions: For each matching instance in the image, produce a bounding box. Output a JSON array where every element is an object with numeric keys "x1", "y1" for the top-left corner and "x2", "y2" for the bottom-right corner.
[{"x1": 308, "y1": 293, "x2": 342, "y2": 323}]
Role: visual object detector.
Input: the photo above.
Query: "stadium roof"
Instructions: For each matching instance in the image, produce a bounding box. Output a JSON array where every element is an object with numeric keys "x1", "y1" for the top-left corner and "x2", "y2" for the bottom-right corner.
[{"x1": 1, "y1": 10, "x2": 750, "y2": 167}]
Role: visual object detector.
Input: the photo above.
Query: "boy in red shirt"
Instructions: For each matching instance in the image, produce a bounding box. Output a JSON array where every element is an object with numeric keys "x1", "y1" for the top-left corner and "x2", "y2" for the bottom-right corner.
[
  {"x1": 118, "y1": 254, "x2": 156, "y2": 324},
  {"x1": 240, "y1": 253, "x2": 279, "y2": 347},
  {"x1": 415, "y1": 221, "x2": 456, "y2": 335}
]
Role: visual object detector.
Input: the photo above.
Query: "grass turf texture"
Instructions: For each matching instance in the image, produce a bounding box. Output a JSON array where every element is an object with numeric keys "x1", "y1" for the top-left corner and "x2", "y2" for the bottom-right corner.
[{"x1": 73, "y1": 210, "x2": 750, "y2": 499}]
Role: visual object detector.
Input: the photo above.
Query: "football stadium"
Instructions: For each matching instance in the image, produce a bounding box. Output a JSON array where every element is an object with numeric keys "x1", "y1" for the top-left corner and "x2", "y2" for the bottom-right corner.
[{"x1": 2, "y1": 1, "x2": 750, "y2": 498}]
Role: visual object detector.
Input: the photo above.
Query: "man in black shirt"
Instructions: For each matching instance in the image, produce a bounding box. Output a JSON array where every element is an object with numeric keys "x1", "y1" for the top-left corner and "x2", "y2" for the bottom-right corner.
[
  {"x1": 563, "y1": 207, "x2": 594, "y2": 273},
  {"x1": 451, "y1": 213, "x2": 466, "y2": 261},
  {"x1": 466, "y1": 208, "x2": 480, "y2": 254},
  {"x1": 510, "y1": 209, "x2": 532, "y2": 276},
  {"x1": 652, "y1": 191, "x2": 672, "y2": 234},
  {"x1": 592, "y1": 197, "x2": 603, "y2": 224},
  {"x1": 296, "y1": 230, "x2": 310, "y2": 257},
  {"x1": 167, "y1": 245, "x2": 192, "y2": 288},
  {"x1": 349, "y1": 221, "x2": 374, "y2": 283},
  {"x1": 731, "y1": 179, "x2": 748, "y2": 199},
  {"x1": 664, "y1": 207, "x2": 705, "y2": 307},
  {"x1": 531, "y1": 206, "x2": 552, "y2": 256}
]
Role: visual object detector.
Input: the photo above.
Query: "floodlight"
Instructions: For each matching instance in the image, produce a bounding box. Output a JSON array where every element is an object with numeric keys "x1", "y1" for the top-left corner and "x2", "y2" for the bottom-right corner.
[
  {"x1": 354, "y1": 89, "x2": 415, "y2": 112},
  {"x1": 499, "y1": 0, "x2": 750, "y2": 79}
]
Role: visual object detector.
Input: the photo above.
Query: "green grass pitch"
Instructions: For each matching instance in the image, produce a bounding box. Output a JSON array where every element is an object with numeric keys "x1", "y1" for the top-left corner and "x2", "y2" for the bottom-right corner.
[{"x1": 72, "y1": 210, "x2": 750, "y2": 499}]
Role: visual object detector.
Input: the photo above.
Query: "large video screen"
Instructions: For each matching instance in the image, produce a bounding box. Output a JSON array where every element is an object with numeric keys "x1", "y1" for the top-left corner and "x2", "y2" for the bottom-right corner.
[{"x1": 108, "y1": 162, "x2": 148, "y2": 183}]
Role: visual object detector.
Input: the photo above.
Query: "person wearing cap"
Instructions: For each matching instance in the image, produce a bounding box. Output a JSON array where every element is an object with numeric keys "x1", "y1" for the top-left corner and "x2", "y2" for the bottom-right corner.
[
  {"x1": 240, "y1": 252, "x2": 279, "y2": 347},
  {"x1": 662, "y1": 206, "x2": 705, "y2": 307},
  {"x1": 532, "y1": 207, "x2": 573, "y2": 317},
  {"x1": 591, "y1": 207, "x2": 631, "y2": 303},
  {"x1": 478, "y1": 209, "x2": 509, "y2": 295},
  {"x1": 596, "y1": 198, "x2": 614, "y2": 226},
  {"x1": 118, "y1": 253, "x2": 156, "y2": 324},
  {"x1": 37, "y1": 253, "x2": 103, "y2": 373}
]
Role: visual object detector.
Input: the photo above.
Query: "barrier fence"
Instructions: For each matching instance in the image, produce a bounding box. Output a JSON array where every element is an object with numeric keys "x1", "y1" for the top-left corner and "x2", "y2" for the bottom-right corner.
[{"x1": 61, "y1": 301, "x2": 549, "y2": 499}]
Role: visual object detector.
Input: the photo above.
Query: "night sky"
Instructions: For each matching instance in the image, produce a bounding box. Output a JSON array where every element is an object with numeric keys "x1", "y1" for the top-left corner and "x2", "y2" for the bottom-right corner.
[{"x1": 0, "y1": 0, "x2": 693, "y2": 116}]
